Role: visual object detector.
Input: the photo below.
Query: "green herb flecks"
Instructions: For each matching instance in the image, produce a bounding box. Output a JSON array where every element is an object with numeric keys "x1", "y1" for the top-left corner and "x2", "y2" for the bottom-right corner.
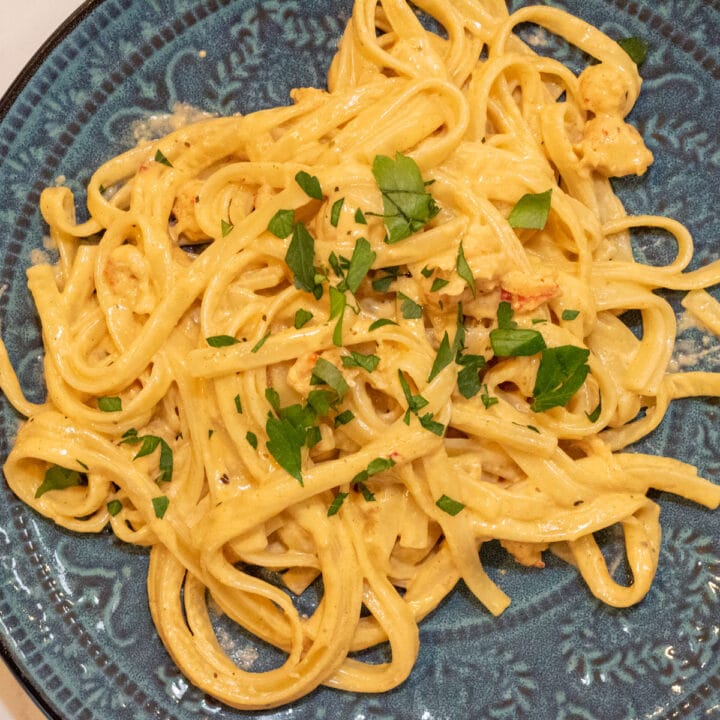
[
  {"x1": 295, "y1": 171, "x2": 323, "y2": 200},
  {"x1": 207, "y1": 335, "x2": 239, "y2": 348},
  {"x1": 221, "y1": 219, "x2": 234, "y2": 237},
  {"x1": 490, "y1": 301, "x2": 547, "y2": 357},
  {"x1": 152, "y1": 496, "x2": 169, "y2": 518},
  {"x1": 531, "y1": 345, "x2": 590, "y2": 412},
  {"x1": 618, "y1": 37, "x2": 648, "y2": 65},
  {"x1": 98, "y1": 396, "x2": 122, "y2": 412},
  {"x1": 436, "y1": 494, "x2": 465, "y2": 516},
  {"x1": 35, "y1": 465, "x2": 86, "y2": 499},
  {"x1": 268, "y1": 209, "x2": 295, "y2": 238},
  {"x1": 285, "y1": 221, "x2": 323, "y2": 299},
  {"x1": 371, "y1": 153, "x2": 439, "y2": 244},
  {"x1": 456, "y1": 240, "x2": 476, "y2": 297},
  {"x1": 119, "y1": 428, "x2": 173, "y2": 483},
  {"x1": 154, "y1": 149, "x2": 173, "y2": 167},
  {"x1": 508, "y1": 189, "x2": 552, "y2": 230},
  {"x1": 342, "y1": 351, "x2": 380, "y2": 373},
  {"x1": 294, "y1": 308, "x2": 313, "y2": 329}
]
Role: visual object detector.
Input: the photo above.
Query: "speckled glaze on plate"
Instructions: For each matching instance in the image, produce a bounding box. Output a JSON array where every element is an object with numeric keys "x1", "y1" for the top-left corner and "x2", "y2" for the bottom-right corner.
[{"x1": 0, "y1": 1, "x2": 719, "y2": 718}]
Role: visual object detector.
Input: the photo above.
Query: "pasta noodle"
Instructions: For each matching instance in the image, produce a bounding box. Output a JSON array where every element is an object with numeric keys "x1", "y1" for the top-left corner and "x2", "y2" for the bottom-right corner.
[{"x1": 3, "y1": 0, "x2": 720, "y2": 709}]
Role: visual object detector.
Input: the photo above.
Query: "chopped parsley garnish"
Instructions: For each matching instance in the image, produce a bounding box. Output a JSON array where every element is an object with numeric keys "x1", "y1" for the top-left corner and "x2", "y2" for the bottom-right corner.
[
  {"x1": 342, "y1": 351, "x2": 380, "y2": 373},
  {"x1": 35, "y1": 465, "x2": 85, "y2": 498},
  {"x1": 436, "y1": 494, "x2": 465, "y2": 516},
  {"x1": 419, "y1": 412, "x2": 445, "y2": 436},
  {"x1": 428, "y1": 332, "x2": 453, "y2": 382},
  {"x1": 586, "y1": 396, "x2": 602, "y2": 423},
  {"x1": 295, "y1": 171, "x2": 323, "y2": 200},
  {"x1": 266, "y1": 413, "x2": 307, "y2": 485},
  {"x1": 456, "y1": 241, "x2": 476, "y2": 297},
  {"x1": 307, "y1": 389, "x2": 336, "y2": 416},
  {"x1": 154, "y1": 149, "x2": 173, "y2": 167},
  {"x1": 398, "y1": 292, "x2": 423, "y2": 319},
  {"x1": 351, "y1": 456, "x2": 396, "y2": 502},
  {"x1": 456, "y1": 354, "x2": 486, "y2": 399},
  {"x1": 221, "y1": 219, "x2": 234, "y2": 237},
  {"x1": 207, "y1": 335, "x2": 239, "y2": 347},
  {"x1": 480, "y1": 384, "x2": 499, "y2": 408},
  {"x1": 421, "y1": 266, "x2": 433, "y2": 278},
  {"x1": 76, "y1": 459, "x2": 89, "y2": 470},
  {"x1": 119, "y1": 428, "x2": 173, "y2": 483},
  {"x1": 372, "y1": 266, "x2": 400, "y2": 292},
  {"x1": 490, "y1": 301, "x2": 546, "y2": 357},
  {"x1": 98, "y1": 396, "x2": 122, "y2": 412},
  {"x1": 246, "y1": 431, "x2": 258, "y2": 449},
  {"x1": 285, "y1": 221, "x2": 323, "y2": 299},
  {"x1": 508, "y1": 189, "x2": 552, "y2": 230},
  {"x1": 251, "y1": 331, "x2": 271, "y2": 353},
  {"x1": 344, "y1": 237, "x2": 376, "y2": 293},
  {"x1": 329, "y1": 286, "x2": 347, "y2": 346},
  {"x1": 531, "y1": 345, "x2": 590, "y2": 412},
  {"x1": 311, "y1": 357, "x2": 350, "y2": 400},
  {"x1": 334, "y1": 409, "x2": 355, "y2": 427},
  {"x1": 430, "y1": 278, "x2": 449, "y2": 292},
  {"x1": 268, "y1": 209, "x2": 295, "y2": 238},
  {"x1": 327, "y1": 492, "x2": 349, "y2": 516},
  {"x1": 562, "y1": 309, "x2": 580, "y2": 321},
  {"x1": 369, "y1": 318, "x2": 398, "y2": 331},
  {"x1": 152, "y1": 496, "x2": 169, "y2": 518},
  {"x1": 354, "y1": 208, "x2": 367, "y2": 224},
  {"x1": 398, "y1": 370, "x2": 430, "y2": 424},
  {"x1": 294, "y1": 308, "x2": 313, "y2": 329},
  {"x1": 107, "y1": 499, "x2": 122, "y2": 516},
  {"x1": 371, "y1": 153, "x2": 439, "y2": 244},
  {"x1": 618, "y1": 37, "x2": 648, "y2": 65},
  {"x1": 234, "y1": 394, "x2": 243, "y2": 414},
  {"x1": 330, "y1": 197, "x2": 344, "y2": 227}
]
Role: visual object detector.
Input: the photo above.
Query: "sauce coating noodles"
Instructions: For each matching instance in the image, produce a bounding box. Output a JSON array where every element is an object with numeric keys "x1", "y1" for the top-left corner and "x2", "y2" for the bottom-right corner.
[{"x1": 2, "y1": 0, "x2": 720, "y2": 710}]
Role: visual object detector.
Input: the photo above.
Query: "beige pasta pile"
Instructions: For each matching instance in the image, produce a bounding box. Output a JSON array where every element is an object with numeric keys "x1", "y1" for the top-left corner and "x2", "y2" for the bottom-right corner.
[{"x1": 2, "y1": 0, "x2": 719, "y2": 709}]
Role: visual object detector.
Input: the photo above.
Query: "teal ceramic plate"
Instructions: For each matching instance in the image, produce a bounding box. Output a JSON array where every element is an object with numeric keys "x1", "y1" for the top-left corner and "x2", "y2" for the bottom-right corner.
[{"x1": 1, "y1": 1, "x2": 719, "y2": 718}]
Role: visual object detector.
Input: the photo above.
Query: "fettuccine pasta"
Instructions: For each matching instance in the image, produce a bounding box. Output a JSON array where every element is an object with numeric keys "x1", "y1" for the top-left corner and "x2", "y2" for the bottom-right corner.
[{"x1": 2, "y1": 0, "x2": 719, "y2": 709}]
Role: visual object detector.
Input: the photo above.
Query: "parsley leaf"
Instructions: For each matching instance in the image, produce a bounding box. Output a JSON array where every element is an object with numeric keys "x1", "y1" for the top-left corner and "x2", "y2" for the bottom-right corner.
[
  {"x1": 490, "y1": 302, "x2": 546, "y2": 357},
  {"x1": 480, "y1": 384, "x2": 499, "y2": 408},
  {"x1": 456, "y1": 355, "x2": 486, "y2": 399},
  {"x1": 154, "y1": 149, "x2": 173, "y2": 167},
  {"x1": 354, "y1": 208, "x2": 367, "y2": 225},
  {"x1": 372, "y1": 266, "x2": 400, "y2": 292},
  {"x1": 234, "y1": 394, "x2": 243, "y2": 414},
  {"x1": 251, "y1": 331, "x2": 271, "y2": 353},
  {"x1": 330, "y1": 197, "x2": 344, "y2": 227},
  {"x1": 456, "y1": 241, "x2": 476, "y2": 297},
  {"x1": 98, "y1": 396, "x2": 122, "y2": 412},
  {"x1": 398, "y1": 370, "x2": 429, "y2": 424},
  {"x1": 431, "y1": 277, "x2": 449, "y2": 292},
  {"x1": 329, "y1": 286, "x2": 347, "y2": 346},
  {"x1": 268, "y1": 209, "x2": 295, "y2": 238},
  {"x1": 342, "y1": 351, "x2": 380, "y2": 373},
  {"x1": 345, "y1": 237, "x2": 376, "y2": 293},
  {"x1": 334, "y1": 409, "x2": 355, "y2": 427},
  {"x1": 327, "y1": 492, "x2": 349, "y2": 516},
  {"x1": 398, "y1": 292, "x2": 423, "y2": 319},
  {"x1": 419, "y1": 412, "x2": 445, "y2": 436},
  {"x1": 586, "y1": 396, "x2": 602, "y2": 423},
  {"x1": 371, "y1": 153, "x2": 439, "y2": 244},
  {"x1": 311, "y1": 358, "x2": 349, "y2": 400},
  {"x1": 107, "y1": 499, "x2": 122, "y2": 516},
  {"x1": 246, "y1": 431, "x2": 258, "y2": 449},
  {"x1": 562, "y1": 309, "x2": 580, "y2": 321},
  {"x1": 531, "y1": 345, "x2": 590, "y2": 412},
  {"x1": 207, "y1": 335, "x2": 239, "y2": 347},
  {"x1": 295, "y1": 171, "x2": 323, "y2": 200},
  {"x1": 119, "y1": 429, "x2": 173, "y2": 483},
  {"x1": 221, "y1": 219, "x2": 234, "y2": 237},
  {"x1": 421, "y1": 266, "x2": 433, "y2": 278},
  {"x1": 369, "y1": 318, "x2": 398, "y2": 331},
  {"x1": 294, "y1": 308, "x2": 313, "y2": 329},
  {"x1": 508, "y1": 189, "x2": 552, "y2": 230},
  {"x1": 618, "y1": 37, "x2": 648, "y2": 66},
  {"x1": 286, "y1": 222, "x2": 323, "y2": 299},
  {"x1": 266, "y1": 414, "x2": 306, "y2": 484},
  {"x1": 152, "y1": 496, "x2": 169, "y2": 518},
  {"x1": 35, "y1": 465, "x2": 85, "y2": 498},
  {"x1": 436, "y1": 494, "x2": 465, "y2": 516},
  {"x1": 428, "y1": 332, "x2": 453, "y2": 382}
]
